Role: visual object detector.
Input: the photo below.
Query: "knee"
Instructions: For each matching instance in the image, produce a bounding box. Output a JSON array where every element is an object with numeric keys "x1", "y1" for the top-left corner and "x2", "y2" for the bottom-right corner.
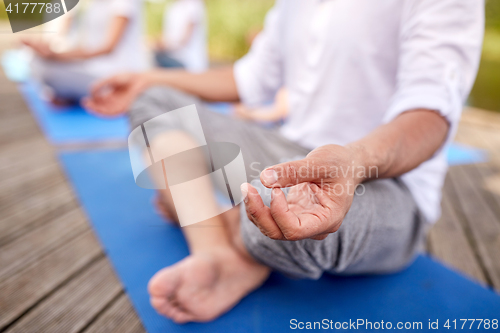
[{"x1": 149, "y1": 130, "x2": 200, "y2": 158}]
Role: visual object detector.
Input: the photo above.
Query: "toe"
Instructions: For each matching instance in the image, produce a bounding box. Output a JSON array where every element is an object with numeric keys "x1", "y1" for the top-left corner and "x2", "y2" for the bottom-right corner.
[
  {"x1": 151, "y1": 295, "x2": 195, "y2": 324},
  {"x1": 151, "y1": 296, "x2": 178, "y2": 319},
  {"x1": 148, "y1": 266, "x2": 182, "y2": 298},
  {"x1": 170, "y1": 307, "x2": 195, "y2": 324},
  {"x1": 150, "y1": 296, "x2": 168, "y2": 311}
]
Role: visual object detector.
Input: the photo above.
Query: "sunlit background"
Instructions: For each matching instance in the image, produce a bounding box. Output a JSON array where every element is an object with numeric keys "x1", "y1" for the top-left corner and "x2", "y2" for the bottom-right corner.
[
  {"x1": 1, "y1": 0, "x2": 498, "y2": 112},
  {"x1": 0, "y1": 1, "x2": 499, "y2": 331},
  {"x1": 144, "y1": 0, "x2": 497, "y2": 112},
  {"x1": 154, "y1": 0, "x2": 498, "y2": 112}
]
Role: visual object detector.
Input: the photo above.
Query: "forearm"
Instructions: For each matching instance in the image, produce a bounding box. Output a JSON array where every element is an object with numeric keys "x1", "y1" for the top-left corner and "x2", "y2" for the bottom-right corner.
[
  {"x1": 347, "y1": 109, "x2": 449, "y2": 184},
  {"x1": 144, "y1": 67, "x2": 240, "y2": 102},
  {"x1": 247, "y1": 108, "x2": 285, "y2": 122},
  {"x1": 54, "y1": 48, "x2": 107, "y2": 60}
]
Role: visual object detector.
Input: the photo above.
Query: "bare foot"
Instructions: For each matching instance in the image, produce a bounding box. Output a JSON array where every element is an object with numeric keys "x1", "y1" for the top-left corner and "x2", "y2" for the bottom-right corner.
[
  {"x1": 148, "y1": 247, "x2": 270, "y2": 323},
  {"x1": 50, "y1": 96, "x2": 74, "y2": 107}
]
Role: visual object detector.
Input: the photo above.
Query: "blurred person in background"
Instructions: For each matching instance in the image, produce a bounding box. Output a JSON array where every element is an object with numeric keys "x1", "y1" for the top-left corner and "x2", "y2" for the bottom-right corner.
[
  {"x1": 153, "y1": 0, "x2": 207, "y2": 72},
  {"x1": 232, "y1": 87, "x2": 288, "y2": 124},
  {"x1": 85, "y1": 0, "x2": 484, "y2": 324},
  {"x1": 23, "y1": 0, "x2": 147, "y2": 104},
  {"x1": 230, "y1": 26, "x2": 288, "y2": 125}
]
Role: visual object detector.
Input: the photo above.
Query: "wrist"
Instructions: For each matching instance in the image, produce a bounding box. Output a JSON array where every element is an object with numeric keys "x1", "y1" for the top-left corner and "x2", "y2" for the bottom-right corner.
[
  {"x1": 77, "y1": 50, "x2": 91, "y2": 60},
  {"x1": 345, "y1": 143, "x2": 371, "y2": 185},
  {"x1": 146, "y1": 69, "x2": 176, "y2": 86},
  {"x1": 139, "y1": 71, "x2": 161, "y2": 91}
]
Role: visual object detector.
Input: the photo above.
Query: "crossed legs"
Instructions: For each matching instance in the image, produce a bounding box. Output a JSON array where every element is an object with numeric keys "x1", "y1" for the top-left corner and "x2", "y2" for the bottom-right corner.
[
  {"x1": 130, "y1": 86, "x2": 427, "y2": 323},
  {"x1": 145, "y1": 131, "x2": 270, "y2": 323}
]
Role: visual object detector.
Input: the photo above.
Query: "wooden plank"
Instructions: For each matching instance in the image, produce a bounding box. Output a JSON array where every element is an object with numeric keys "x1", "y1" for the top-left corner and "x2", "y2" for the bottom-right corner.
[
  {"x1": 0, "y1": 100, "x2": 33, "y2": 118},
  {"x1": 83, "y1": 294, "x2": 145, "y2": 333},
  {"x1": 0, "y1": 230, "x2": 103, "y2": 330},
  {"x1": 461, "y1": 107, "x2": 500, "y2": 131},
  {"x1": 0, "y1": 112, "x2": 41, "y2": 145},
  {"x1": 427, "y1": 188, "x2": 487, "y2": 284},
  {"x1": 0, "y1": 85, "x2": 21, "y2": 98},
  {"x1": 0, "y1": 158, "x2": 61, "y2": 191},
  {"x1": 0, "y1": 145, "x2": 57, "y2": 183},
  {"x1": 5, "y1": 258, "x2": 123, "y2": 333},
  {"x1": 0, "y1": 163, "x2": 66, "y2": 210},
  {"x1": 0, "y1": 158, "x2": 60, "y2": 188},
  {"x1": 448, "y1": 165, "x2": 500, "y2": 290},
  {"x1": 0, "y1": 182, "x2": 77, "y2": 247},
  {"x1": 0, "y1": 137, "x2": 51, "y2": 165},
  {"x1": 0, "y1": 208, "x2": 89, "y2": 281},
  {"x1": 0, "y1": 50, "x2": 142, "y2": 330},
  {"x1": 471, "y1": 126, "x2": 500, "y2": 168},
  {"x1": 453, "y1": 122, "x2": 489, "y2": 149},
  {"x1": 0, "y1": 104, "x2": 35, "y2": 122},
  {"x1": 473, "y1": 164, "x2": 500, "y2": 219},
  {"x1": 455, "y1": 118, "x2": 500, "y2": 162}
]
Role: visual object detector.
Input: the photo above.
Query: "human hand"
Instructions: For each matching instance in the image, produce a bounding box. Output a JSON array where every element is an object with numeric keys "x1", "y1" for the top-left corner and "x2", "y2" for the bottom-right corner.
[
  {"x1": 274, "y1": 88, "x2": 288, "y2": 116},
  {"x1": 22, "y1": 39, "x2": 54, "y2": 58},
  {"x1": 232, "y1": 103, "x2": 253, "y2": 120},
  {"x1": 23, "y1": 39, "x2": 88, "y2": 61},
  {"x1": 242, "y1": 144, "x2": 366, "y2": 241},
  {"x1": 83, "y1": 72, "x2": 150, "y2": 117}
]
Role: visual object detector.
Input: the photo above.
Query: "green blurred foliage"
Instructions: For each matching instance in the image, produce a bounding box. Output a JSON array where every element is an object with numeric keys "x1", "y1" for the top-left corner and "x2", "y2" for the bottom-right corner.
[
  {"x1": 0, "y1": 1, "x2": 7, "y2": 20},
  {"x1": 204, "y1": 0, "x2": 273, "y2": 60},
  {"x1": 485, "y1": 0, "x2": 500, "y2": 31},
  {"x1": 145, "y1": 0, "x2": 273, "y2": 61},
  {"x1": 1, "y1": 0, "x2": 500, "y2": 110},
  {"x1": 469, "y1": 0, "x2": 500, "y2": 111},
  {"x1": 1, "y1": 0, "x2": 273, "y2": 61}
]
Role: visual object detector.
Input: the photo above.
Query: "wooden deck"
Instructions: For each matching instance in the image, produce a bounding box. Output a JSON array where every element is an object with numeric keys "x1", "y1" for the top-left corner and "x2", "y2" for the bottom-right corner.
[
  {"x1": 1, "y1": 49, "x2": 500, "y2": 333},
  {"x1": 0, "y1": 67, "x2": 145, "y2": 332}
]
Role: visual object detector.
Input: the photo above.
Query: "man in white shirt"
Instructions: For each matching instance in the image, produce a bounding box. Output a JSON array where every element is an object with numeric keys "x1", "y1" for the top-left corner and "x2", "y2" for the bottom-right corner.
[
  {"x1": 155, "y1": 0, "x2": 208, "y2": 72},
  {"x1": 85, "y1": 0, "x2": 484, "y2": 323},
  {"x1": 25, "y1": 0, "x2": 147, "y2": 102}
]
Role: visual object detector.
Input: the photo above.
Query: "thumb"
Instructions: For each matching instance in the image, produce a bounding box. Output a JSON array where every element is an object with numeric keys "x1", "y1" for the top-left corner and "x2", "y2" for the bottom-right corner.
[
  {"x1": 90, "y1": 74, "x2": 125, "y2": 99},
  {"x1": 260, "y1": 158, "x2": 319, "y2": 188}
]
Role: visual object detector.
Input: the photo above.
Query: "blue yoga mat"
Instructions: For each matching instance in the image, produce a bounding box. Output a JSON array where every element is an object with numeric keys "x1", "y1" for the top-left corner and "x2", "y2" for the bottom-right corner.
[
  {"x1": 19, "y1": 81, "x2": 129, "y2": 144},
  {"x1": 447, "y1": 143, "x2": 488, "y2": 166},
  {"x1": 18, "y1": 77, "x2": 489, "y2": 163},
  {"x1": 59, "y1": 149, "x2": 500, "y2": 333},
  {"x1": 18, "y1": 81, "x2": 235, "y2": 145}
]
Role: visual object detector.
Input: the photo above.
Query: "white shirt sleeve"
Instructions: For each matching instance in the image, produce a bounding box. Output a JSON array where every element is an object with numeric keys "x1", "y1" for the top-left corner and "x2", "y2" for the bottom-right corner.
[
  {"x1": 383, "y1": 0, "x2": 484, "y2": 141},
  {"x1": 109, "y1": 0, "x2": 137, "y2": 19},
  {"x1": 233, "y1": 1, "x2": 285, "y2": 107},
  {"x1": 187, "y1": 1, "x2": 204, "y2": 23}
]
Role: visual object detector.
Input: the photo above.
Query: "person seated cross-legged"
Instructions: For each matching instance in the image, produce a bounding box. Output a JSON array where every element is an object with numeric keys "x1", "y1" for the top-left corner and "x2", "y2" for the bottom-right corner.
[
  {"x1": 24, "y1": 0, "x2": 147, "y2": 104},
  {"x1": 84, "y1": 0, "x2": 483, "y2": 324}
]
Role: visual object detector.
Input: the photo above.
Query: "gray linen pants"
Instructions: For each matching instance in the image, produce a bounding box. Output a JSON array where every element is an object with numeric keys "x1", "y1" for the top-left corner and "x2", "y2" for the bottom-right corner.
[{"x1": 130, "y1": 86, "x2": 427, "y2": 279}]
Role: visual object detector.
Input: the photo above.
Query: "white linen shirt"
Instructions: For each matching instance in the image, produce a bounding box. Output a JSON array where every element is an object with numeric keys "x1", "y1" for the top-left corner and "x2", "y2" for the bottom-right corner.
[
  {"x1": 164, "y1": 0, "x2": 208, "y2": 72},
  {"x1": 234, "y1": 0, "x2": 484, "y2": 223},
  {"x1": 80, "y1": 0, "x2": 148, "y2": 77}
]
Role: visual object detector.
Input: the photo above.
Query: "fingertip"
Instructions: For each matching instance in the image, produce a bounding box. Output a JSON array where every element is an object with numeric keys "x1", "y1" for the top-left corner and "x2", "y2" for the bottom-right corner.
[
  {"x1": 270, "y1": 188, "x2": 288, "y2": 214},
  {"x1": 81, "y1": 97, "x2": 91, "y2": 109},
  {"x1": 261, "y1": 168, "x2": 278, "y2": 187},
  {"x1": 270, "y1": 187, "x2": 282, "y2": 201},
  {"x1": 90, "y1": 79, "x2": 107, "y2": 97},
  {"x1": 240, "y1": 183, "x2": 249, "y2": 203}
]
